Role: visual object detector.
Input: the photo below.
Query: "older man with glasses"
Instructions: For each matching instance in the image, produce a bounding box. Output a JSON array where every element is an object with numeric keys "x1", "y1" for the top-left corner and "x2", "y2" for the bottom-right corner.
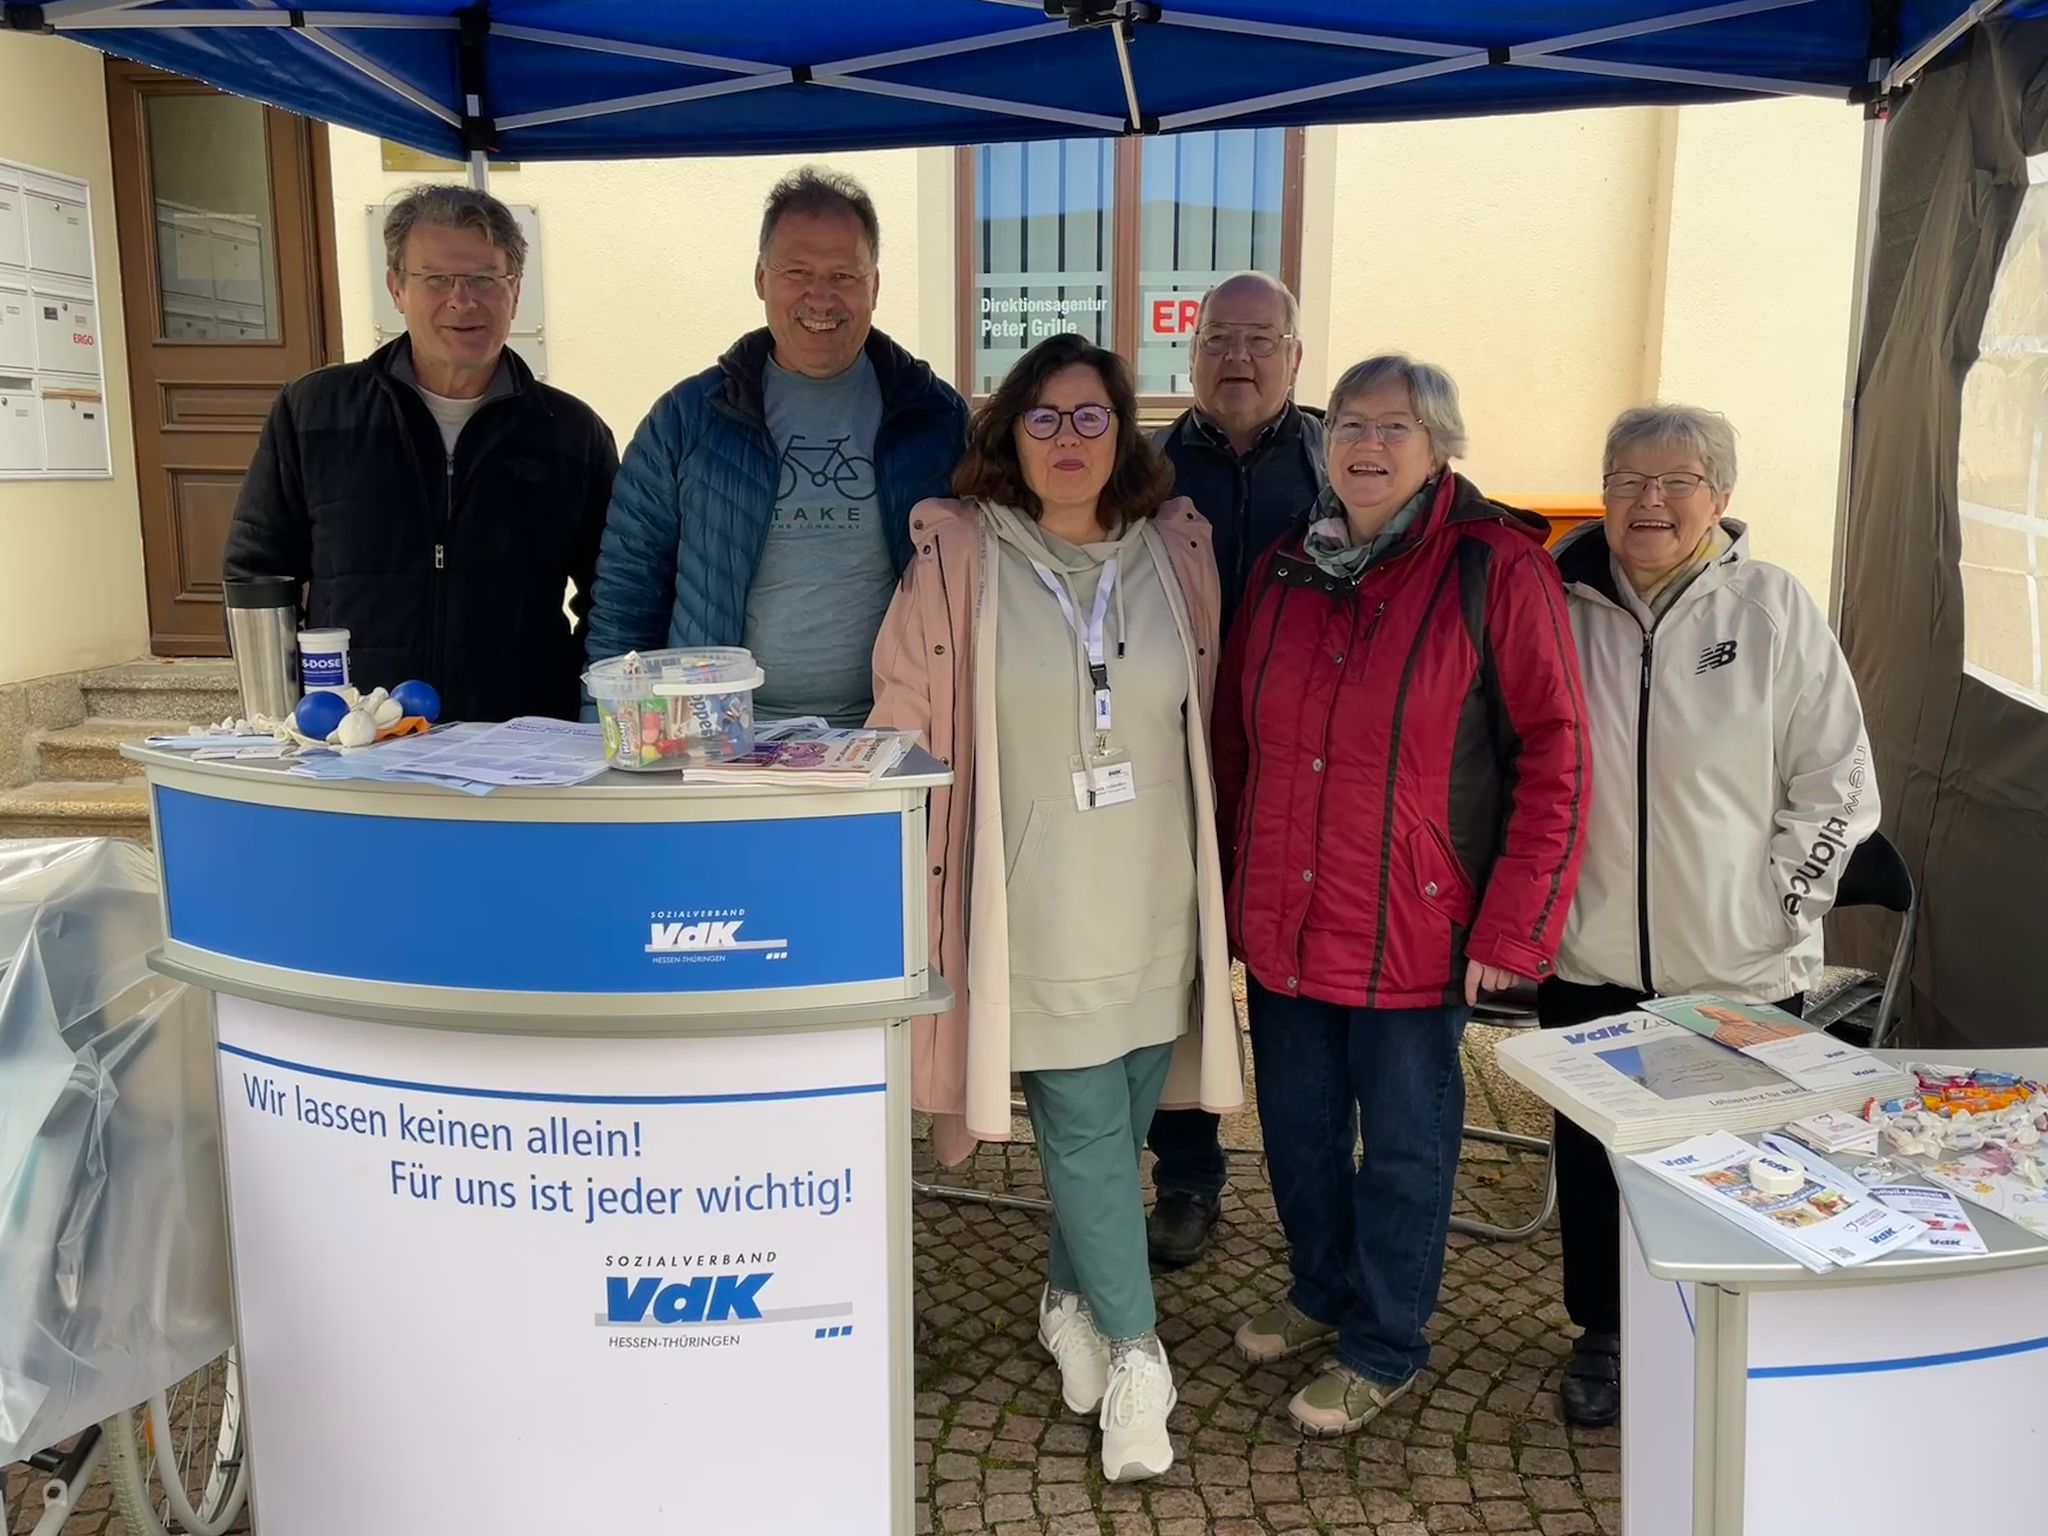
[
  {"x1": 225, "y1": 183, "x2": 619, "y2": 723},
  {"x1": 1144, "y1": 271, "x2": 1327, "y2": 1269}
]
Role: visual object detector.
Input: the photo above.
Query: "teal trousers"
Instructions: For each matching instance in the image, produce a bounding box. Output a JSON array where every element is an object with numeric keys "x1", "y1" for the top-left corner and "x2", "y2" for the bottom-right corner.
[{"x1": 1019, "y1": 1041, "x2": 1175, "y2": 1341}]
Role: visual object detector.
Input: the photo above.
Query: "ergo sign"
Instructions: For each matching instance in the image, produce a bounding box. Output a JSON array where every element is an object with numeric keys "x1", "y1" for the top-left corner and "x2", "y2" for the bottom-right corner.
[{"x1": 1145, "y1": 293, "x2": 1202, "y2": 339}]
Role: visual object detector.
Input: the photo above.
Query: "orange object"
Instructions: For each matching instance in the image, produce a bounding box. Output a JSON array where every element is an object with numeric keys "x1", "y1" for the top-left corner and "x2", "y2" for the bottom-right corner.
[
  {"x1": 1512, "y1": 495, "x2": 1605, "y2": 548},
  {"x1": 374, "y1": 716, "x2": 431, "y2": 742}
]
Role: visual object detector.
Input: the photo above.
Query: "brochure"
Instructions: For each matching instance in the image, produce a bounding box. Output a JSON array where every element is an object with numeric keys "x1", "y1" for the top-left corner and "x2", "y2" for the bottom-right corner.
[
  {"x1": 677, "y1": 727, "x2": 916, "y2": 786},
  {"x1": 1781, "y1": 1109, "x2": 1880, "y2": 1157},
  {"x1": 1757, "y1": 1132, "x2": 1980, "y2": 1257},
  {"x1": 288, "y1": 721, "x2": 497, "y2": 794},
  {"x1": 1494, "y1": 1012, "x2": 1912, "y2": 1151},
  {"x1": 1631, "y1": 1130, "x2": 1927, "y2": 1272},
  {"x1": 1922, "y1": 1146, "x2": 2048, "y2": 1239},
  {"x1": 1867, "y1": 1182, "x2": 1989, "y2": 1255},
  {"x1": 1641, "y1": 994, "x2": 1900, "y2": 1095}
]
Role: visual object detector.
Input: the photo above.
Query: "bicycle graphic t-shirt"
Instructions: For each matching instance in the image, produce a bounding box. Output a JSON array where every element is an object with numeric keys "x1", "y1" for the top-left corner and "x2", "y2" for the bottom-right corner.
[{"x1": 745, "y1": 351, "x2": 892, "y2": 726}]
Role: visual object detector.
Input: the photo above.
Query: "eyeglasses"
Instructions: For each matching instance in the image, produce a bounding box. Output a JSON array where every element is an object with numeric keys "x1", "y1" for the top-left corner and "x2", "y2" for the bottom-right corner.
[
  {"x1": 1021, "y1": 404, "x2": 1115, "y2": 440},
  {"x1": 402, "y1": 270, "x2": 514, "y2": 300},
  {"x1": 1195, "y1": 327, "x2": 1294, "y2": 358},
  {"x1": 1603, "y1": 471, "x2": 1709, "y2": 501},
  {"x1": 1331, "y1": 418, "x2": 1421, "y2": 448},
  {"x1": 763, "y1": 262, "x2": 874, "y2": 292}
]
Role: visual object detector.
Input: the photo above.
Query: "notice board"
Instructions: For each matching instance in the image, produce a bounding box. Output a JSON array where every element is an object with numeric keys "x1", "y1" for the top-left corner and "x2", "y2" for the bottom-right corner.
[{"x1": 0, "y1": 155, "x2": 111, "y2": 481}]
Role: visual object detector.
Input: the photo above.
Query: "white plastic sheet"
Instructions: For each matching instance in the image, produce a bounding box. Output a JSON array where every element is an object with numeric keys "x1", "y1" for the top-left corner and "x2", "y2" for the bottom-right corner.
[{"x1": 0, "y1": 838, "x2": 231, "y2": 1461}]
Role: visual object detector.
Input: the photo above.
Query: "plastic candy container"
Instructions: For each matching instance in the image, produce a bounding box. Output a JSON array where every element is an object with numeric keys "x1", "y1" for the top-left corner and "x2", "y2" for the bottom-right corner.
[{"x1": 584, "y1": 647, "x2": 765, "y2": 770}]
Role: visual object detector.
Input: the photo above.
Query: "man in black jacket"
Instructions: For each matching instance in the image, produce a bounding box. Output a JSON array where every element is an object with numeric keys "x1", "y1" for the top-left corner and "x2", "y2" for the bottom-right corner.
[
  {"x1": 223, "y1": 184, "x2": 617, "y2": 723},
  {"x1": 1148, "y1": 270, "x2": 1326, "y2": 1268}
]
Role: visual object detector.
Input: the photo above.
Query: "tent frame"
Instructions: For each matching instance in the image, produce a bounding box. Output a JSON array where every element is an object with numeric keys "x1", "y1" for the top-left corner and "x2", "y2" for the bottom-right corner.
[
  {"x1": 10, "y1": 0, "x2": 2005, "y2": 618},
  {"x1": 27, "y1": 0, "x2": 1858, "y2": 150}
]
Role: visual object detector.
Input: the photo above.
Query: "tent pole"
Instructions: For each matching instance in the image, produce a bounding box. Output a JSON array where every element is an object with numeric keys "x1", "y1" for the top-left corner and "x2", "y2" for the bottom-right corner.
[
  {"x1": 1830, "y1": 106, "x2": 1887, "y2": 628},
  {"x1": 468, "y1": 150, "x2": 488, "y2": 191},
  {"x1": 1158, "y1": 53, "x2": 1486, "y2": 132}
]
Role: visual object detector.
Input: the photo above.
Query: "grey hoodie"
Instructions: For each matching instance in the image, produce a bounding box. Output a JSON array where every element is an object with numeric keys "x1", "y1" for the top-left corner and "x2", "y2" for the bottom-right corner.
[{"x1": 983, "y1": 501, "x2": 1199, "y2": 1072}]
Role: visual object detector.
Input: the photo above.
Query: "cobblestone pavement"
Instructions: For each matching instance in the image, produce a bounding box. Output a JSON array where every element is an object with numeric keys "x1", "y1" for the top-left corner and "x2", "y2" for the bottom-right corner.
[
  {"x1": 907, "y1": 1026, "x2": 1613, "y2": 1536},
  {"x1": 8, "y1": 1031, "x2": 1606, "y2": 1536}
]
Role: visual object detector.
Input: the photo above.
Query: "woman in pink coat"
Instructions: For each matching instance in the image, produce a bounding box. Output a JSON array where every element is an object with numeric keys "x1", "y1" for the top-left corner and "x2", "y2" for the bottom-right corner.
[{"x1": 869, "y1": 334, "x2": 1242, "y2": 1484}]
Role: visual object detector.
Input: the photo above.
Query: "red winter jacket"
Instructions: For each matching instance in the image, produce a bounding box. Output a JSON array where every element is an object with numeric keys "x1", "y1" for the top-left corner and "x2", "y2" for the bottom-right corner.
[{"x1": 1213, "y1": 473, "x2": 1590, "y2": 1009}]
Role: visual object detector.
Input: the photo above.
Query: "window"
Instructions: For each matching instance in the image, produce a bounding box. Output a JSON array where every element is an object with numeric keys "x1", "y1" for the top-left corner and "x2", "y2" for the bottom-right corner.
[
  {"x1": 1956, "y1": 150, "x2": 2048, "y2": 713},
  {"x1": 958, "y1": 128, "x2": 1304, "y2": 406}
]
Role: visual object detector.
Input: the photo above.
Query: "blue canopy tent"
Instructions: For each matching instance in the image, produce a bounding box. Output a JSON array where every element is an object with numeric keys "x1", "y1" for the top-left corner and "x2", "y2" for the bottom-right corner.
[
  {"x1": 12, "y1": 0, "x2": 2045, "y2": 1049},
  {"x1": 0, "y1": 1, "x2": 2019, "y2": 166}
]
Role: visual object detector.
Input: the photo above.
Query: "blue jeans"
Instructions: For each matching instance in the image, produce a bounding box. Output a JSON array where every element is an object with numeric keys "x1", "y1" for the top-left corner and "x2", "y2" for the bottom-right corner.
[
  {"x1": 1246, "y1": 976, "x2": 1470, "y2": 1385},
  {"x1": 1145, "y1": 1108, "x2": 1227, "y2": 1199}
]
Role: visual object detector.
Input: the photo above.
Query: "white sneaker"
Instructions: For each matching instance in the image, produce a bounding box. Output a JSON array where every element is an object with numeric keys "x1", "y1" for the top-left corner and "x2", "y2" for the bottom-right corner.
[
  {"x1": 1099, "y1": 1342, "x2": 1177, "y2": 1482},
  {"x1": 1037, "y1": 1287, "x2": 1110, "y2": 1415}
]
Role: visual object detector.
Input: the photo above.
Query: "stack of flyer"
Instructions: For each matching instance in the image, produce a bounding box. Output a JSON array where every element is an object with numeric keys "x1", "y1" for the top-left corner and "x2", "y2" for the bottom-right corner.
[
  {"x1": 678, "y1": 726, "x2": 916, "y2": 786},
  {"x1": 1631, "y1": 1131, "x2": 1927, "y2": 1271},
  {"x1": 1494, "y1": 995, "x2": 1911, "y2": 1152}
]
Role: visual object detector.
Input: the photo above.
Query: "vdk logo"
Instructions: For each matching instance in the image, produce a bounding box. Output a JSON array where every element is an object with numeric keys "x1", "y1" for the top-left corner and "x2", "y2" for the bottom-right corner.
[
  {"x1": 605, "y1": 1271, "x2": 771, "y2": 1325},
  {"x1": 1562, "y1": 1020, "x2": 1635, "y2": 1045},
  {"x1": 645, "y1": 919, "x2": 788, "y2": 954}
]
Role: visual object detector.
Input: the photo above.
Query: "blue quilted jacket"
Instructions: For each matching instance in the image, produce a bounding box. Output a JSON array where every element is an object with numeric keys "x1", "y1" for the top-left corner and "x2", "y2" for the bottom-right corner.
[{"x1": 584, "y1": 328, "x2": 969, "y2": 677}]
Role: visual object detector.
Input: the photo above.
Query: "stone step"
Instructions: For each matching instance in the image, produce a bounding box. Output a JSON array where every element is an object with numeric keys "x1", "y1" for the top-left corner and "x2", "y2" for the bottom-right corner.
[
  {"x1": 34, "y1": 717, "x2": 192, "y2": 782},
  {"x1": 0, "y1": 780, "x2": 150, "y2": 843},
  {"x1": 81, "y1": 659, "x2": 239, "y2": 724}
]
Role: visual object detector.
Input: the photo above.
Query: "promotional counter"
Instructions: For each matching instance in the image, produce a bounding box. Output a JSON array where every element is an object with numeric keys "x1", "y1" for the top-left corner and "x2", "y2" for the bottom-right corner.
[
  {"x1": 1614, "y1": 1047, "x2": 2048, "y2": 1536},
  {"x1": 127, "y1": 743, "x2": 950, "y2": 1536}
]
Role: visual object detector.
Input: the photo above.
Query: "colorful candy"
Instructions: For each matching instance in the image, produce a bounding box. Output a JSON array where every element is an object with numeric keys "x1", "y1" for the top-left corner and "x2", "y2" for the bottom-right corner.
[{"x1": 585, "y1": 647, "x2": 765, "y2": 771}]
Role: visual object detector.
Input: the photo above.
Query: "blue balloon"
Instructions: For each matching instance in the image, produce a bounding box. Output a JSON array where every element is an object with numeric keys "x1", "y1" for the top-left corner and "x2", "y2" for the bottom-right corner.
[
  {"x1": 390, "y1": 678, "x2": 442, "y2": 724},
  {"x1": 293, "y1": 690, "x2": 349, "y2": 740}
]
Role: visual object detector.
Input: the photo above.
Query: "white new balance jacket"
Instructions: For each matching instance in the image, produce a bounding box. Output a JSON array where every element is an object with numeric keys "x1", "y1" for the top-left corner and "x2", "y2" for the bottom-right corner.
[{"x1": 1551, "y1": 519, "x2": 1879, "y2": 1003}]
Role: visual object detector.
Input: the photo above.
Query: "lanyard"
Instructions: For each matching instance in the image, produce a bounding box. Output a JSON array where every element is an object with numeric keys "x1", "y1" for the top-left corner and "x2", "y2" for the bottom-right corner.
[{"x1": 1031, "y1": 559, "x2": 1117, "y2": 733}]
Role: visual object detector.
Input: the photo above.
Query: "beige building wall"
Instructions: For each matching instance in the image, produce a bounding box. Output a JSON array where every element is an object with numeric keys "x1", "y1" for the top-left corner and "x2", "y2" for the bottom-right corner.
[
  {"x1": 1307, "y1": 107, "x2": 1668, "y2": 504},
  {"x1": 324, "y1": 130, "x2": 940, "y2": 447},
  {"x1": 322, "y1": 100, "x2": 1861, "y2": 599},
  {"x1": 1651, "y1": 95, "x2": 1864, "y2": 599},
  {"x1": 0, "y1": 34, "x2": 148, "y2": 687},
  {"x1": 1306, "y1": 99, "x2": 1862, "y2": 600}
]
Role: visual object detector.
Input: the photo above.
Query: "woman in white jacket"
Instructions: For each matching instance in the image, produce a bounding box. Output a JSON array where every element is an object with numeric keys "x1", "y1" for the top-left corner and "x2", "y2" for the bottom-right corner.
[{"x1": 1544, "y1": 404, "x2": 1878, "y2": 1427}]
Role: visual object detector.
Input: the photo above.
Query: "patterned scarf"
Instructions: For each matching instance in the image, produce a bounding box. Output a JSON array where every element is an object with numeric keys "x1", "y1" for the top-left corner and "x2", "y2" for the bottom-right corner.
[
  {"x1": 1303, "y1": 477, "x2": 1437, "y2": 581},
  {"x1": 1621, "y1": 522, "x2": 1734, "y2": 623}
]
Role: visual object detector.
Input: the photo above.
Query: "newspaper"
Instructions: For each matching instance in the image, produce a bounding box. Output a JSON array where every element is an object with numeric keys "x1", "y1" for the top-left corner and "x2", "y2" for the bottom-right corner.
[
  {"x1": 1494, "y1": 1011, "x2": 1913, "y2": 1151},
  {"x1": 1632, "y1": 1130, "x2": 1927, "y2": 1272},
  {"x1": 1642, "y1": 994, "x2": 1900, "y2": 1094}
]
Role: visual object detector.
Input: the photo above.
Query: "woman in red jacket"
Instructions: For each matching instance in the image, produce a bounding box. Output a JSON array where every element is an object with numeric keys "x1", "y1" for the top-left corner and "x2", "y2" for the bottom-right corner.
[{"x1": 1214, "y1": 354, "x2": 1590, "y2": 1436}]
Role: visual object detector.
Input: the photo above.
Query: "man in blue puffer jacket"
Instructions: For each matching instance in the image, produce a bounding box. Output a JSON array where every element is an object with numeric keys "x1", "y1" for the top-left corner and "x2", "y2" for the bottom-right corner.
[{"x1": 587, "y1": 167, "x2": 969, "y2": 724}]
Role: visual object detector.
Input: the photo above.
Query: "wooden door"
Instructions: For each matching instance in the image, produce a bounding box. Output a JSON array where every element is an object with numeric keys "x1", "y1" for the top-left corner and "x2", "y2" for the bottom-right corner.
[{"x1": 106, "y1": 60, "x2": 340, "y2": 656}]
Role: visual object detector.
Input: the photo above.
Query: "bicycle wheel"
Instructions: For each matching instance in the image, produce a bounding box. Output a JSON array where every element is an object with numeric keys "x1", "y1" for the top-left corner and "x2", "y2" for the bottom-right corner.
[
  {"x1": 831, "y1": 451, "x2": 877, "y2": 501},
  {"x1": 107, "y1": 1349, "x2": 249, "y2": 1536}
]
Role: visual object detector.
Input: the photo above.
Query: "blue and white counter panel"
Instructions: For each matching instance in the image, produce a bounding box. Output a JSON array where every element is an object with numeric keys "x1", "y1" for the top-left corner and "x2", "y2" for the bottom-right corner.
[
  {"x1": 142, "y1": 751, "x2": 939, "y2": 1022},
  {"x1": 128, "y1": 746, "x2": 950, "y2": 1536}
]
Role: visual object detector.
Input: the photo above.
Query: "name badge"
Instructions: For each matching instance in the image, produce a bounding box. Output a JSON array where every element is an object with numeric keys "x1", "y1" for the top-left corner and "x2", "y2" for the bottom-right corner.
[{"x1": 1071, "y1": 759, "x2": 1137, "y2": 811}]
